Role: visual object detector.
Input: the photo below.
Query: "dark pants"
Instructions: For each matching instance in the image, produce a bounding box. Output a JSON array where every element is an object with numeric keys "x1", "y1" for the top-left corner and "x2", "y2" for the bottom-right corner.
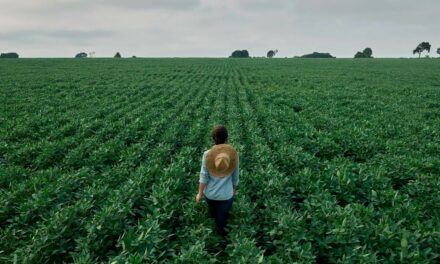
[{"x1": 205, "y1": 196, "x2": 234, "y2": 236}]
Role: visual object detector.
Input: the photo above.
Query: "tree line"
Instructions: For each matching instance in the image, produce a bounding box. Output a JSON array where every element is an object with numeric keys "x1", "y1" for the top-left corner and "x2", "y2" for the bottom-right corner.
[
  {"x1": 230, "y1": 42, "x2": 439, "y2": 58},
  {"x1": 0, "y1": 52, "x2": 19, "y2": 58},
  {"x1": 2, "y1": 42, "x2": 440, "y2": 59},
  {"x1": 75, "y1": 52, "x2": 123, "y2": 58}
]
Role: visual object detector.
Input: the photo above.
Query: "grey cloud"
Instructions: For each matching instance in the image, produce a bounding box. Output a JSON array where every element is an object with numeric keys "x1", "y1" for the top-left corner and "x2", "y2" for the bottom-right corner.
[
  {"x1": 0, "y1": 29, "x2": 114, "y2": 44},
  {"x1": 98, "y1": 0, "x2": 200, "y2": 10},
  {"x1": 2, "y1": 0, "x2": 201, "y2": 14},
  {"x1": 1, "y1": 0, "x2": 439, "y2": 58}
]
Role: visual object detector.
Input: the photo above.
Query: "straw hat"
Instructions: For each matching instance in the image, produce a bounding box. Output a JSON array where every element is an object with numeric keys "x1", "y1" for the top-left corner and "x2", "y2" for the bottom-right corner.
[{"x1": 206, "y1": 144, "x2": 238, "y2": 177}]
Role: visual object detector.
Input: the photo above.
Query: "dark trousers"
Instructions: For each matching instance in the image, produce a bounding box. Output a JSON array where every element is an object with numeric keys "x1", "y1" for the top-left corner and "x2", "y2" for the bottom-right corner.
[{"x1": 205, "y1": 196, "x2": 234, "y2": 236}]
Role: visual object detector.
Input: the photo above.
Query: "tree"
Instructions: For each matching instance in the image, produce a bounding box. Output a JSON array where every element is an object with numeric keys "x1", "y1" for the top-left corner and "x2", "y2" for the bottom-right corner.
[
  {"x1": 267, "y1": 49, "x2": 278, "y2": 58},
  {"x1": 75, "y1": 52, "x2": 88, "y2": 58},
  {"x1": 363, "y1": 48, "x2": 373, "y2": 58},
  {"x1": 354, "y1": 51, "x2": 366, "y2": 58},
  {"x1": 114, "y1": 52, "x2": 122, "y2": 58},
  {"x1": 413, "y1": 42, "x2": 431, "y2": 58},
  {"x1": 301, "y1": 52, "x2": 335, "y2": 58},
  {"x1": 230, "y1": 50, "x2": 250, "y2": 58},
  {"x1": 437, "y1": 48, "x2": 440, "y2": 57},
  {"x1": 0, "y1": 52, "x2": 19, "y2": 58},
  {"x1": 354, "y1": 48, "x2": 373, "y2": 58}
]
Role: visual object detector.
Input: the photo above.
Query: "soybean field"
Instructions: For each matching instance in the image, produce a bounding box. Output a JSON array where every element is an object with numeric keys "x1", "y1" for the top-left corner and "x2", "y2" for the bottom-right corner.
[{"x1": 1, "y1": 58, "x2": 439, "y2": 263}]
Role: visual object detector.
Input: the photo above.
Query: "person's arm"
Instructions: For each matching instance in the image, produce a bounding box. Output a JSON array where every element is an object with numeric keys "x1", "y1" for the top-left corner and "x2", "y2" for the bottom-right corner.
[
  {"x1": 232, "y1": 154, "x2": 239, "y2": 195},
  {"x1": 196, "y1": 183, "x2": 206, "y2": 203},
  {"x1": 196, "y1": 152, "x2": 209, "y2": 204}
]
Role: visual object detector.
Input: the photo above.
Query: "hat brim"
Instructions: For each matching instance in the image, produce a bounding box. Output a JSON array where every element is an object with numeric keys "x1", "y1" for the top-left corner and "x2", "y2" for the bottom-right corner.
[{"x1": 206, "y1": 144, "x2": 238, "y2": 177}]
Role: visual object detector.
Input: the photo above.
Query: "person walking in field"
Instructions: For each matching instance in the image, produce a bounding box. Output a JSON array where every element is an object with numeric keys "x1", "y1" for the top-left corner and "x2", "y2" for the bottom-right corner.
[{"x1": 195, "y1": 125, "x2": 239, "y2": 236}]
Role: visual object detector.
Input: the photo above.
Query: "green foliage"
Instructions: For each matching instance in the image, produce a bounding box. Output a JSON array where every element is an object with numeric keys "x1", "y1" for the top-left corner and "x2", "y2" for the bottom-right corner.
[
  {"x1": 413, "y1": 42, "x2": 431, "y2": 58},
  {"x1": 354, "y1": 51, "x2": 366, "y2": 58},
  {"x1": 0, "y1": 52, "x2": 19, "y2": 58},
  {"x1": 267, "y1": 50, "x2": 278, "y2": 58},
  {"x1": 75, "y1": 52, "x2": 88, "y2": 58},
  {"x1": 301, "y1": 52, "x2": 335, "y2": 58},
  {"x1": 363, "y1": 48, "x2": 373, "y2": 58},
  {"x1": 355, "y1": 48, "x2": 373, "y2": 58},
  {"x1": 0, "y1": 58, "x2": 439, "y2": 263},
  {"x1": 230, "y1": 50, "x2": 250, "y2": 58},
  {"x1": 114, "y1": 52, "x2": 122, "y2": 58}
]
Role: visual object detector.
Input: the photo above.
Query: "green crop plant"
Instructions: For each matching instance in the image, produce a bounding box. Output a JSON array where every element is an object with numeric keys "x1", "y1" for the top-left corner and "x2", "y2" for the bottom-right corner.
[{"x1": 0, "y1": 58, "x2": 439, "y2": 263}]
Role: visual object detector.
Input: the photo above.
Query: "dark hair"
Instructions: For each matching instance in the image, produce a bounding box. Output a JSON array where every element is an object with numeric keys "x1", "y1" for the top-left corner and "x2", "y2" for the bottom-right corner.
[{"x1": 212, "y1": 125, "x2": 228, "y2": 145}]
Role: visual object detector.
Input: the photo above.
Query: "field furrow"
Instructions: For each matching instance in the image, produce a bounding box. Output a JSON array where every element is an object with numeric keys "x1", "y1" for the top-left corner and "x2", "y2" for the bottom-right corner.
[{"x1": 0, "y1": 58, "x2": 439, "y2": 263}]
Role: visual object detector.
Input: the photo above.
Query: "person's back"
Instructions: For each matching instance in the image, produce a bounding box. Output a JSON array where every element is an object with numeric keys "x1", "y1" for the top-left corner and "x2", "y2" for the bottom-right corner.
[
  {"x1": 200, "y1": 149, "x2": 239, "y2": 200},
  {"x1": 195, "y1": 125, "x2": 239, "y2": 236}
]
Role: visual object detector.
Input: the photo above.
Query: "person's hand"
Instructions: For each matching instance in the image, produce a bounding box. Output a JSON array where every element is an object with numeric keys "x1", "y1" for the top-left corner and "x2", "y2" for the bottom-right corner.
[
  {"x1": 233, "y1": 187, "x2": 237, "y2": 195},
  {"x1": 195, "y1": 193, "x2": 203, "y2": 204}
]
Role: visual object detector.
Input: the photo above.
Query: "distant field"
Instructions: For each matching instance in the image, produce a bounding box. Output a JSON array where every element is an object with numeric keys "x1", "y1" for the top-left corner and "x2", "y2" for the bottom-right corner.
[{"x1": 0, "y1": 58, "x2": 439, "y2": 263}]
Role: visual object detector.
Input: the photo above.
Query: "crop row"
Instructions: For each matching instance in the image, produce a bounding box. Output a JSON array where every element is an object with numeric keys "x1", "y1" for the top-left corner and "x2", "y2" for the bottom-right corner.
[{"x1": 1, "y1": 58, "x2": 439, "y2": 263}]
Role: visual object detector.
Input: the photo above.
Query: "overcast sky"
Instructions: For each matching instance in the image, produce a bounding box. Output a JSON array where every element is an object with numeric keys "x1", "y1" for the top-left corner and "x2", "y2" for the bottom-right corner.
[{"x1": 1, "y1": 0, "x2": 439, "y2": 58}]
